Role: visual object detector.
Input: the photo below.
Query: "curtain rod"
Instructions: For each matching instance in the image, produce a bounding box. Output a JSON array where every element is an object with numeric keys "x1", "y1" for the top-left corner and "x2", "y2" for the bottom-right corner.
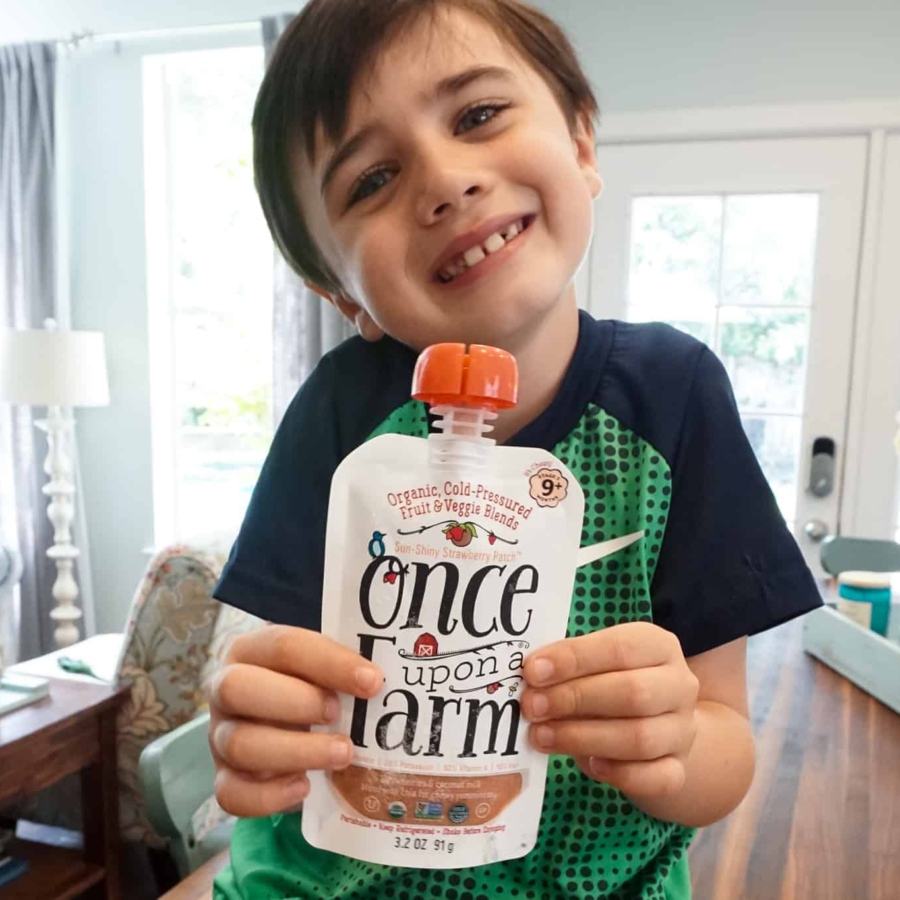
[{"x1": 61, "y1": 20, "x2": 259, "y2": 51}]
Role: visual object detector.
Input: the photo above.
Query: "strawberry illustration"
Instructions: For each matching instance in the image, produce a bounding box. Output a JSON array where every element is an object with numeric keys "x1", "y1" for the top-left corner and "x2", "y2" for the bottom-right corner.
[
  {"x1": 383, "y1": 571, "x2": 398, "y2": 585},
  {"x1": 488, "y1": 534, "x2": 497, "y2": 545},
  {"x1": 486, "y1": 682, "x2": 501, "y2": 694},
  {"x1": 442, "y1": 522, "x2": 477, "y2": 547}
]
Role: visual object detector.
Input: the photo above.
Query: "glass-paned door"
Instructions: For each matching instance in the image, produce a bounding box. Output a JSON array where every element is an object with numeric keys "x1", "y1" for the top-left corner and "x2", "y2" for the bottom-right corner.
[{"x1": 587, "y1": 137, "x2": 868, "y2": 575}]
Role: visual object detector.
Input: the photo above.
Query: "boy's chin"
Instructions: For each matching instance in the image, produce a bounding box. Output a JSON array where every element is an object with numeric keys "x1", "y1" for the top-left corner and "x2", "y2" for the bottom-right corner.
[
  {"x1": 387, "y1": 276, "x2": 575, "y2": 349},
  {"x1": 424, "y1": 304, "x2": 569, "y2": 350}
]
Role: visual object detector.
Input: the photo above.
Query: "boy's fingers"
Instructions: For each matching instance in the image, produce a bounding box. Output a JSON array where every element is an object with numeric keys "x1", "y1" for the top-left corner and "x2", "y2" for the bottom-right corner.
[
  {"x1": 210, "y1": 663, "x2": 339, "y2": 726},
  {"x1": 214, "y1": 766, "x2": 311, "y2": 818},
  {"x1": 529, "y1": 712, "x2": 693, "y2": 761},
  {"x1": 522, "y1": 667, "x2": 685, "y2": 722},
  {"x1": 577, "y1": 755, "x2": 687, "y2": 800},
  {"x1": 228, "y1": 625, "x2": 383, "y2": 697},
  {"x1": 524, "y1": 622, "x2": 680, "y2": 687},
  {"x1": 213, "y1": 720, "x2": 355, "y2": 774}
]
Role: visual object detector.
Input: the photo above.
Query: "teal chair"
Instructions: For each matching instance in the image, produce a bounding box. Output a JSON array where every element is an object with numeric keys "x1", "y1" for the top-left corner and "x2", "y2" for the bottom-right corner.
[
  {"x1": 820, "y1": 536, "x2": 900, "y2": 577},
  {"x1": 139, "y1": 711, "x2": 234, "y2": 878}
]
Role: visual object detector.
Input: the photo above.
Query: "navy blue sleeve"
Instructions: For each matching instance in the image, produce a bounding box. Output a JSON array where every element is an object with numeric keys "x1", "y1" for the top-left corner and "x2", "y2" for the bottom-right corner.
[
  {"x1": 212, "y1": 335, "x2": 419, "y2": 629},
  {"x1": 649, "y1": 344, "x2": 822, "y2": 657}
]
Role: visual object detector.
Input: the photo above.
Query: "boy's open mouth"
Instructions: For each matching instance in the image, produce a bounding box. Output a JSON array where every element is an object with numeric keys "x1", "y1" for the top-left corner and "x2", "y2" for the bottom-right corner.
[{"x1": 434, "y1": 215, "x2": 536, "y2": 285}]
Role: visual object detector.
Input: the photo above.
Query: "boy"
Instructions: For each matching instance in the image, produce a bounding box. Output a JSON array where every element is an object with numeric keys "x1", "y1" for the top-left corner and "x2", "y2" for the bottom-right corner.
[{"x1": 209, "y1": 1, "x2": 822, "y2": 898}]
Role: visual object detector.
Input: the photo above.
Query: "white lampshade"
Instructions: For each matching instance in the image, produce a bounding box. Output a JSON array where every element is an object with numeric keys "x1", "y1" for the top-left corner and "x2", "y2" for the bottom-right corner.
[{"x1": 0, "y1": 324, "x2": 109, "y2": 408}]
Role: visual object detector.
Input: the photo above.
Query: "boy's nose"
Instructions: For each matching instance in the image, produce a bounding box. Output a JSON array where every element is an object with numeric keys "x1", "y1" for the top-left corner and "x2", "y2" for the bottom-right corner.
[{"x1": 416, "y1": 178, "x2": 485, "y2": 226}]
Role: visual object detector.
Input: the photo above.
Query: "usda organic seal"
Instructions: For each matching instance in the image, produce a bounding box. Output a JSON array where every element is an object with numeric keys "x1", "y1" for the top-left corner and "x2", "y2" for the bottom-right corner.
[{"x1": 388, "y1": 802, "x2": 407, "y2": 820}]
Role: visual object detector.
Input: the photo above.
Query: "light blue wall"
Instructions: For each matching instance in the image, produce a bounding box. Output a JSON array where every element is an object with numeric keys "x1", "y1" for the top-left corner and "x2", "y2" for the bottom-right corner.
[
  {"x1": 542, "y1": 0, "x2": 900, "y2": 112},
  {"x1": 13, "y1": 0, "x2": 900, "y2": 634}
]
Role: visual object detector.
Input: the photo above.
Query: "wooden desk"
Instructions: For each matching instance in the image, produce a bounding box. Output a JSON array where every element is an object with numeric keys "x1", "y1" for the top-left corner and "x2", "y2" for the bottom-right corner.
[
  {"x1": 0, "y1": 678, "x2": 129, "y2": 900},
  {"x1": 690, "y1": 617, "x2": 900, "y2": 899},
  {"x1": 159, "y1": 850, "x2": 229, "y2": 900}
]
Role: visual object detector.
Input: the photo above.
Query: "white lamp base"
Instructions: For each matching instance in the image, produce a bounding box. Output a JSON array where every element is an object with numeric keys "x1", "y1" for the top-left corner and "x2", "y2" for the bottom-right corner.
[{"x1": 36, "y1": 406, "x2": 83, "y2": 648}]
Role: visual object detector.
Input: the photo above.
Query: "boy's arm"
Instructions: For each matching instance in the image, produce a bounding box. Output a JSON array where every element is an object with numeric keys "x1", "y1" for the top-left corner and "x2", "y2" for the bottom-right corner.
[{"x1": 623, "y1": 636, "x2": 754, "y2": 827}]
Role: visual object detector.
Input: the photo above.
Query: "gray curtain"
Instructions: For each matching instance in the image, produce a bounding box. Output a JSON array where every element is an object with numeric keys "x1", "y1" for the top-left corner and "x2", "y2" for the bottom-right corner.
[
  {"x1": 0, "y1": 43, "x2": 62, "y2": 658},
  {"x1": 262, "y1": 14, "x2": 354, "y2": 425}
]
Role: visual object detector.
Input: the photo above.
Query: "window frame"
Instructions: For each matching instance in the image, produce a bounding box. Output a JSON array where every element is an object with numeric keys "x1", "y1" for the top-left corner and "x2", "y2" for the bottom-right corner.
[
  {"x1": 839, "y1": 132, "x2": 900, "y2": 542},
  {"x1": 141, "y1": 25, "x2": 268, "y2": 548}
]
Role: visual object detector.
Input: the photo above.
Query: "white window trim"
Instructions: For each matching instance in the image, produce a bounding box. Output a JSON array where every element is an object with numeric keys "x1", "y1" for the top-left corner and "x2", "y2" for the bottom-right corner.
[
  {"x1": 63, "y1": 22, "x2": 262, "y2": 58},
  {"x1": 842, "y1": 132, "x2": 900, "y2": 538},
  {"x1": 599, "y1": 101, "x2": 900, "y2": 144},
  {"x1": 597, "y1": 102, "x2": 900, "y2": 541}
]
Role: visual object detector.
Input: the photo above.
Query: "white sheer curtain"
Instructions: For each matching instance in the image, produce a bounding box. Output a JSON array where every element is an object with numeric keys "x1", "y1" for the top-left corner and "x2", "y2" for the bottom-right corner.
[
  {"x1": 261, "y1": 14, "x2": 355, "y2": 426},
  {"x1": 0, "y1": 42, "x2": 96, "y2": 657}
]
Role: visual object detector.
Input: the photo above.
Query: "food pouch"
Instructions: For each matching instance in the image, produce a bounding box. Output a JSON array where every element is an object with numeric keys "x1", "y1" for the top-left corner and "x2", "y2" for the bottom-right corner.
[{"x1": 302, "y1": 344, "x2": 584, "y2": 868}]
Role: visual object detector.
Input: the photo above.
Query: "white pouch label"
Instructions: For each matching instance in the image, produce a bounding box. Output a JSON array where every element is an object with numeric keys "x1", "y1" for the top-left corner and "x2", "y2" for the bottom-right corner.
[{"x1": 302, "y1": 434, "x2": 584, "y2": 868}]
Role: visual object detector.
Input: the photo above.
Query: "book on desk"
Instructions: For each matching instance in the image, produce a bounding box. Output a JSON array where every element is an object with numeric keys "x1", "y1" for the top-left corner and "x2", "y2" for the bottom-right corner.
[{"x1": 0, "y1": 671, "x2": 50, "y2": 717}]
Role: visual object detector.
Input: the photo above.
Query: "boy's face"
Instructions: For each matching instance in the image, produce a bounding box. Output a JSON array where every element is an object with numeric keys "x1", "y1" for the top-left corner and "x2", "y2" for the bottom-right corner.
[{"x1": 295, "y1": 8, "x2": 601, "y2": 351}]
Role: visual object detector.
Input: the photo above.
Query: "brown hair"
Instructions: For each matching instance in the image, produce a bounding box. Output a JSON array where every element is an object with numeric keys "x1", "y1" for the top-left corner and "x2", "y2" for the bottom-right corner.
[{"x1": 253, "y1": 0, "x2": 600, "y2": 293}]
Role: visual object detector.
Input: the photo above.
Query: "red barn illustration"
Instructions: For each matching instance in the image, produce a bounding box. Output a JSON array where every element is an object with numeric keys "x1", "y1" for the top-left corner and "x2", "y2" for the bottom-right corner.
[{"x1": 414, "y1": 633, "x2": 438, "y2": 657}]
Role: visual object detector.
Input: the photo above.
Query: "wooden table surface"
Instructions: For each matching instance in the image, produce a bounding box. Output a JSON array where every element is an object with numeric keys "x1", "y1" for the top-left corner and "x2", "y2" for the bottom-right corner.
[
  {"x1": 689, "y1": 616, "x2": 900, "y2": 900},
  {"x1": 0, "y1": 678, "x2": 124, "y2": 756}
]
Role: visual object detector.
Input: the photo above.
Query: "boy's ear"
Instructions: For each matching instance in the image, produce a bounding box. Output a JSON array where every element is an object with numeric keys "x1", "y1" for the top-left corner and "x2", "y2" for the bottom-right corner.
[
  {"x1": 573, "y1": 112, "x2": 602, "y2": 200},
  {"x1": 304, "y1": 280, "x2": 335, "y2": 303},
  {"x1": 303, "y1": 279, "x2": 385, "y2": 342}
]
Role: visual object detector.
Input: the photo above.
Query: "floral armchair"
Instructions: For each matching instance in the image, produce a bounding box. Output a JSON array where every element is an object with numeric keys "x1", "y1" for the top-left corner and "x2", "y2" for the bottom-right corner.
[
  {"x1": 11, "y1": 542, "x2": 263, "y2": 854},
  {"x1": 115, "y1": 543, "x2": 264, "y2": 848}
]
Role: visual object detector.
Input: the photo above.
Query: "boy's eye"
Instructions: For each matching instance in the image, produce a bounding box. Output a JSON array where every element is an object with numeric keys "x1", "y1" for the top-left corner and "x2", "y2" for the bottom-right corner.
[
  {"x1": 455, "y1": 102, "x2": 510, "y2": 135},
  {"x1": 349, "y1": 166, "x2": 395, "y2": 206}
]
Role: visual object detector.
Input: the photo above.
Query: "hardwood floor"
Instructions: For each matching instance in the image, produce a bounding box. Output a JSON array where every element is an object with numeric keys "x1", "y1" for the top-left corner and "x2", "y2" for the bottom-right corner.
[{"x1": 689, "y1": 616, "x2": 900, "y2": 900}]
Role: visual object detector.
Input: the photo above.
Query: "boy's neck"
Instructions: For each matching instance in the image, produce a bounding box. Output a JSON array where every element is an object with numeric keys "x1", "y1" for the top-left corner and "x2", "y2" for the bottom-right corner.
[{"x1": 491, "y1": 294, "x2": 580, "y2": 445}]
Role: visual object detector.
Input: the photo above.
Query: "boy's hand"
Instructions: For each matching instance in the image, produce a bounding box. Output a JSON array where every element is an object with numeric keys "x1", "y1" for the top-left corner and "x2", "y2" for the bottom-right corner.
[
  {"x1": 208, "y1": 625, "x2": 383, "y2": 818},
  {"x1": 522, "y1": 621, "x2": 700, "y2": 800}
]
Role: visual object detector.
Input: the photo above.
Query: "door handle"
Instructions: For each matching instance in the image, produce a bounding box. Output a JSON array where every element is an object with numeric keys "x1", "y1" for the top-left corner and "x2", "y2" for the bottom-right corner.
[{"x1": 808, "y1": 437, "x2": 836, "y2": 498}]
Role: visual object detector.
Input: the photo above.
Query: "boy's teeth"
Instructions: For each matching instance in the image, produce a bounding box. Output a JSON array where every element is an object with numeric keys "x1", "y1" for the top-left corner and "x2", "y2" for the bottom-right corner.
[
  {"x1": 438, "y1": 218, "x2": 528, "y2": 282},
  {"x1": 464, "y1": 246, "x2": 486, "y2": 267},
  {"x1": 484, "y1": 232, "x2": 506, "y2": 254}
]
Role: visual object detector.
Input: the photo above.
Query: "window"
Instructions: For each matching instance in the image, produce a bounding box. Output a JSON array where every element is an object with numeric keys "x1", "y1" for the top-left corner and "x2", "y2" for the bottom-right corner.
[
  {"x1": 626, "y1": 193, "x2": 818, "y2": 530},
  {"x1": 145, "y1": 45, "x2": 273, "y2": 545}
]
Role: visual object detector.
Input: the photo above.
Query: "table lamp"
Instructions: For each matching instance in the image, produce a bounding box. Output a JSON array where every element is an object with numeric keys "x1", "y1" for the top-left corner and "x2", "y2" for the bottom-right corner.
[{"x1": 0, "y1": 319, "x2": 109, "y2": 648}]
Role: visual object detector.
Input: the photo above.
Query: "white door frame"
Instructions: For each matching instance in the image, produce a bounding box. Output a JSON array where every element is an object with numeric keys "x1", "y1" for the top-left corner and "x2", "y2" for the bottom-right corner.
[
  {"x1": 594, "y1": 101, "x2": 900, "y2": 541},
  {"x1": 844, "y1": 133, "x2": 900, "y2": 539}
]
